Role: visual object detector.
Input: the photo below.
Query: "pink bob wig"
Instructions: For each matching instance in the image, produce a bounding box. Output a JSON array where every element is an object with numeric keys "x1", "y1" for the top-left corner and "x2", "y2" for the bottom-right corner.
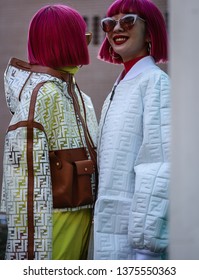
[
  {"x1": 98, "y1": 0, "x2": 168, "y2": 64},
  {"x1": 28, "y1": 4, "x2": 89, "y2": 68}
]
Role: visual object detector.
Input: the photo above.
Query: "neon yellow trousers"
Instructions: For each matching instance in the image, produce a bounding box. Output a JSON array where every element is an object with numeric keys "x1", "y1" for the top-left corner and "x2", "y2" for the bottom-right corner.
[{"x1": 52, "y1": 209, "x2": 92, "y2": 260}]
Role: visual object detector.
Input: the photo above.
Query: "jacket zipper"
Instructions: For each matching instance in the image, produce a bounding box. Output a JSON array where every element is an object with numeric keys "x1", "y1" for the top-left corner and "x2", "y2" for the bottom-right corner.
[{"x1": 97, "y1": 84, "x2": 117, "y2": 166}]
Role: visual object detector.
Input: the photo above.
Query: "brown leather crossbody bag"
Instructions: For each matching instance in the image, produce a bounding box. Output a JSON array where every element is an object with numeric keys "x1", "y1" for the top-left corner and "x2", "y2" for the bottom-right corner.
[{"x1": 49, "y1": 147, "x2": 95, "y2": 208}]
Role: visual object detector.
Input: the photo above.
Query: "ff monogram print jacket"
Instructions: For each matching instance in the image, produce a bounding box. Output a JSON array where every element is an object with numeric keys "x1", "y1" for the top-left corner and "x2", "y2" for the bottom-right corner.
[{"x1": 0, "y1": 58, "x2": 98, "y2": 260}]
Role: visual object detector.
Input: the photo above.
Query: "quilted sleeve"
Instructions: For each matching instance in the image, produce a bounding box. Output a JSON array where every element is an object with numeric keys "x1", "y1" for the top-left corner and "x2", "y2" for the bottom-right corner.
[{"x1": 128, "y1": 71, "x2": 171, "y2": 259}]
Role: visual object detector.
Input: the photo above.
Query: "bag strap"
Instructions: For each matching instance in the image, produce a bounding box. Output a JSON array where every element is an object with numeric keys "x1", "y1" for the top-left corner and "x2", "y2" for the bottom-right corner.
[
  {"x1": 66, "y1": 75, "x2": 98, "y2": 203},
  {"x1": 67, "y1": 75, "x2": 97, "y2": 168},
  {"x1": 9, "y1": 57, "x2": 70, "y2": 82}
]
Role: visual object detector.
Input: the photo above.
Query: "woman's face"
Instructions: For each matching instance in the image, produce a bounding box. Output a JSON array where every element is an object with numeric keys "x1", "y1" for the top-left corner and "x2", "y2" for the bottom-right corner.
[{"x1": 107, "y1": 13, "x2": 148, "y2": 62}]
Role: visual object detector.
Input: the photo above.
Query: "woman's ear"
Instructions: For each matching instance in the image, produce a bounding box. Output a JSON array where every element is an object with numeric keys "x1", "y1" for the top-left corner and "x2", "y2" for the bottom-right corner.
[{"x1": 145, "y1": 31, "x2": 151, "y2": 54}]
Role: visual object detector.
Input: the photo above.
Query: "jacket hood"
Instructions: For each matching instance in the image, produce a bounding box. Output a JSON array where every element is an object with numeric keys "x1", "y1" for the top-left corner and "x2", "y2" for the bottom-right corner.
[
  {"x1": 4, "y1": 58, "x2": 70, "y2": 114},
  {"x1": 4, "y1": 61, "x2": 32, "y2": 114}
]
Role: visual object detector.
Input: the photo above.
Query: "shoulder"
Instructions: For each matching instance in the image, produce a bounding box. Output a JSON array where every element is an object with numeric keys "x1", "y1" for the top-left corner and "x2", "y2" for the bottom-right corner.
[
  {"x1": 39, "y1": 80, "x2": 63, "y2": 94},
  {"x1": 120, "y1": 67, "x2": 170, "y2": 100},
  {"x1": 138, "y1": 66, "x2": 170, "y2": 97},
  {"x1": 36, "y1": 80, "x2": 64, "y2": 102},
  {"x1": 142, "y1": 65, "x2": 170, "y2": 83}
]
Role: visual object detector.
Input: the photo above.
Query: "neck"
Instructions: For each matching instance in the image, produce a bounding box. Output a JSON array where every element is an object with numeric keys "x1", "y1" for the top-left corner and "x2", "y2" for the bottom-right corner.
[
  {"x1": 123, "y1": 55, "x2": 147, "y2": 74},
  {"x1": 58, "y1": 66, "x2": 79, "y2": 75}
]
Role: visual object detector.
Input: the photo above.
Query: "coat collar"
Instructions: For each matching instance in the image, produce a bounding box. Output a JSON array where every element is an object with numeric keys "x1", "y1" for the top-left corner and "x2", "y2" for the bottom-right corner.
[{"x1": 115, "y1": 56, "x2": 156, "y2": 85}]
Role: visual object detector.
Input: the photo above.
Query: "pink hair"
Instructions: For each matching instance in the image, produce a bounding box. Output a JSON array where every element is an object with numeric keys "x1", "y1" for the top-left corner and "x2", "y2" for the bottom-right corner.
[
  {"x1": 98, "y1": 0, "x2": 168, "y2": 64},
  {"x1": 28, "y1": 4, "x2": 89, "y2": 68}
]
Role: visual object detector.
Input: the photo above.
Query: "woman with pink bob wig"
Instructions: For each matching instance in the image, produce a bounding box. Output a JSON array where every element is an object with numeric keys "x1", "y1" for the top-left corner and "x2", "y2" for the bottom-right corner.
[
  {"x1": 98, "y1": 0, "x2": 168, "y2": 64},
  {"x1": 93, "y1": 0, "x2": 171, "y2": 260},
  {"x1": 1, "y1": 4, "x2": 98, "y2": 260},
  {"x1": 28, "y1": 4, "x2": 90, "y2": 67}
]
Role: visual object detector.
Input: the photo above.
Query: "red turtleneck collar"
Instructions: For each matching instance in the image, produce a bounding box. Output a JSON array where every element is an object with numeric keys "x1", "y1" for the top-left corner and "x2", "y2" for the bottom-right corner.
[{"x1": 123, "y1": 56, "x2": 146, "y2": 74}]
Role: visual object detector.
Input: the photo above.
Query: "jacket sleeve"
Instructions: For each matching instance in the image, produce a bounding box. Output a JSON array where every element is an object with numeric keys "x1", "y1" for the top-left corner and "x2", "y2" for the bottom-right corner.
[
  {"x1": 128, "y1": 72, "x2": 171, "y2": 259},
  {"x1": 26, "y1": 81, "x2": 65, "y2": 259}
]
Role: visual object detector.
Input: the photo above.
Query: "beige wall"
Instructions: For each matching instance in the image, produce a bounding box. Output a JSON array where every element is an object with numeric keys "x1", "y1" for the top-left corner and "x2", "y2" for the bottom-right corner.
[{"x1": 0, "y1": 0, "x2": 167, "y2": 193}]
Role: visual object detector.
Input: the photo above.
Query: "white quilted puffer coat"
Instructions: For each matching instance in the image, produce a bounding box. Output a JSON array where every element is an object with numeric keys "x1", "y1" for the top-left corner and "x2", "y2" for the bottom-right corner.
[{"x1": 94, "y1": 56, "x2": 170, "y2": 260}]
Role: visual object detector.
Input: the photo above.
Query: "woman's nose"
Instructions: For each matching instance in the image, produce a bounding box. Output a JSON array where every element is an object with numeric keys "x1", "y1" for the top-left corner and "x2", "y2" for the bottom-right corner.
[{"x1": 113, "y1": 20, "x2": 123, "y2": 31}]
